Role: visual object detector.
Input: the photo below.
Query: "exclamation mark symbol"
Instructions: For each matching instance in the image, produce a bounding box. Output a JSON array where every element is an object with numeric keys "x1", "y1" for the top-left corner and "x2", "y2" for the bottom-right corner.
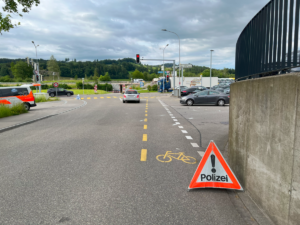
[{"x1": 211, "y1": 154, "x2": 216, "y2": 173}]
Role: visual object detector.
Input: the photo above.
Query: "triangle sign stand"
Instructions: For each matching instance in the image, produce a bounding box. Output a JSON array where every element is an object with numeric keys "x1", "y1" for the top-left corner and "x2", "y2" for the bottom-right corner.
[{"x1": 188, "y1": 140, "x2": 243, "y2": 191}]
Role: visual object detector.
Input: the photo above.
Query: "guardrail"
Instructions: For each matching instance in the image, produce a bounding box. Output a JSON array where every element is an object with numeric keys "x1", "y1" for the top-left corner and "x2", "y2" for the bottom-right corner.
[{"x1": 236, "y1": 0, "x2": 300, "y2": 81}]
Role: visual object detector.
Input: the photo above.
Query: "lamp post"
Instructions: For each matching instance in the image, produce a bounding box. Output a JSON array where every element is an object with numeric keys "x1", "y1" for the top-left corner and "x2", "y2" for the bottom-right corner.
[
  {"x1": 162, "y1": 29, "x2": 180, "y2": 93},
  {"x1": 210, "y1": 50, "x2": 214, "y2": 89},
  {"x1": 32, "y1": 41, "x2": 40, "y2": 92},
  {"x1": 162, "y1": 44, "x2": 169, "y2": 92}
]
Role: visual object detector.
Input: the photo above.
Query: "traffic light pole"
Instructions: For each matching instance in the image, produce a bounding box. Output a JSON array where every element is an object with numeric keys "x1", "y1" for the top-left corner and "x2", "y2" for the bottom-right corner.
[{"x1": 140, "y1": 58, "x2": 175, "y2": 93}]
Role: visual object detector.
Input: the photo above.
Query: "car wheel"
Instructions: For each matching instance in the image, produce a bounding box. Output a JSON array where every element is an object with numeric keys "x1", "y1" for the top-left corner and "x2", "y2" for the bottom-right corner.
[
  {"x1": 67, "y1": 93, "x2": 71, "y2": 97},
  {"x1": 138, "y1": 100, "x2": 140, "y2": 103},
  {"x1": 50, "y1": 93, "x2": 55, "y2": 97},
  {"x1": 24, "y1": 103, "x2": 30, "y2": 111},
  {"x1": 186, "y1": 99, "x2": 194, "y2": 106},
  {"x1": 217, "y1": 99, "x2": 225, "y2": 106},
  {"x1": 123, "y1": 100, "x2": 125, "y2": 103}
]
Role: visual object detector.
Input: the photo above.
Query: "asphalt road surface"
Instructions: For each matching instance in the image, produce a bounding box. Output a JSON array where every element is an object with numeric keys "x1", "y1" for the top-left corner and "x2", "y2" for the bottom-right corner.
[{"x1": 0, "y1": 93, "x2": 258, "y2": 225}]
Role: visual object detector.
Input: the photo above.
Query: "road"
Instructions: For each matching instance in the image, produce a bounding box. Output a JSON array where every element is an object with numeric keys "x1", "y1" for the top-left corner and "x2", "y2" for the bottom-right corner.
[{"x1": 0, "y1": 93, "x2": 257, "y2": 225}]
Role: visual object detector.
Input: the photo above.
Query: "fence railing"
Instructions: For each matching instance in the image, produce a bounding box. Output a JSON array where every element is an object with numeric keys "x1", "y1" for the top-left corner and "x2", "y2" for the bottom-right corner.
[{"x1": 236, "y1": 0, "x2": 300, "y2": 81}]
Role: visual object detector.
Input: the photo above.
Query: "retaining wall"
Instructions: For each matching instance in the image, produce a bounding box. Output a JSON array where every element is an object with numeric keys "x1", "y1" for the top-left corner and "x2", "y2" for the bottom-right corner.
[{"x1": 229, "y1": 74, "x2": 300, "y2": 225}]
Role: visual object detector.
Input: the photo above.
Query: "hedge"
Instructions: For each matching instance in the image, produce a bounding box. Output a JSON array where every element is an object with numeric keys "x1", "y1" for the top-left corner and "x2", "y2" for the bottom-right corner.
[{"x1": 76, "y1": 82, "x2": 112, "y2": 91}]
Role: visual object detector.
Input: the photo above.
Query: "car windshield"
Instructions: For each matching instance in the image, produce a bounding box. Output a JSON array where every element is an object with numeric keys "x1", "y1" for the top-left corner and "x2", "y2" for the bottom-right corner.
[
  {"x1": 125, "y1": 91, "x2": 137, "y2": 94},
  {"x1": 198, "y1": 91, "x2": 208, "y2": 95}
]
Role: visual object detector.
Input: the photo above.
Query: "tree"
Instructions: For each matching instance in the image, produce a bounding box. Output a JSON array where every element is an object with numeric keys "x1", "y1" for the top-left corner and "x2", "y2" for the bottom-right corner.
[
  {"x1": 131, "y1": 69, "x2": 144, "y2": 79},
  {"x1": 0, "y1": 65, "x2": 9, "y2": 77},
  {"x1": 0, "y1": 0, "x2": 40, "y2": 34},
  {"x1": 99, "y1": 72, "x2": 111, "y2": 81},
  {"x1": 11, "y1": 61, "x2": 33, "y2": 80},
  {"x1": 47, "y1": 55, "x2": 60, "y2": 79},
  {"x1": 74, "y1": 75, "x2": 78, "y2": 80}
]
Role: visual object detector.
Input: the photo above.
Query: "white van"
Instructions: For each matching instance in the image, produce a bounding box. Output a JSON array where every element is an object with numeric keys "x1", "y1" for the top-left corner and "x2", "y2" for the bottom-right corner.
[
  {"x1": 0, "y1": 86, "x2": 36, "y2": 111},
  {"x1": 134, "y1": 79, "x2": 144, "y2": 83}
]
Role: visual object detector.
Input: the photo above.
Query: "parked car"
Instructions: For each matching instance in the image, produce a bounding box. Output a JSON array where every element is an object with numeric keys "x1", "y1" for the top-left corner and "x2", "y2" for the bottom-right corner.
[
  {"x1": 223, "y1": 88, "x2": 230, "y2": 94},
  {"x1": 123, "y1": 89, "x2": 140, "y2": 103},
  {"x1": 180, "y1": 90, "x2": 230, "y2": 106},
  {"x1": 175, "y1": 86, "x2": 188, "y2": 90},
  {"x1": 47, "y1": 88, "x2": 74, "y2": 97},
  {"x1": 181, "y1": 86, "x2": 206, "y2": 96}
]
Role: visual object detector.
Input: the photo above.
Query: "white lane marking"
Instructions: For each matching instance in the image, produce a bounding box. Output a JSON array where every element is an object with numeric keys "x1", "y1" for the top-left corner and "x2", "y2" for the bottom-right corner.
[
  {"x1": 186, "y1": 136, "x2": 193, "y2": 140},
  {"x1": 178, "y1": 126, "x2": 183, "y2": 128},
  {"x1": 170, "y1": 114, "x2": 173, "y2": 116},
  {"x1": 191, "y1": 143, "x2": 199, "y2": 147},
  {"x1": 181, "y1": 130, "x2": 188, "y2": 133},
  {"x1": 176, "y1": 122, "x2": 180, "y2": 124},
  {"x1": 198, "y1": 151, "x2": 205, "y2": 157},
  {"x1": 173, "y1": 119, "x2": 178, "y2": 121},
  {"x1": 119, "y1": 98, "x2": 122, "y2": 102},
  {"x1": 171, "y1": 117, "x2": 175, "y2": 118},
  {"x1": 189, "y1": 118, "x2": 193, "y2": 119}
]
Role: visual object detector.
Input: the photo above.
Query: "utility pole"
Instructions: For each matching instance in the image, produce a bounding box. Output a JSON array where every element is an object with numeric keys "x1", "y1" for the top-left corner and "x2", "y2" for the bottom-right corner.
[
  {"x1": 32, "y1": 41, "x2": 41, "y2": 92},
  {"x1": 162, "y1": 44, "x2": 169, "y2": 92},
  {"x1": 210, "y1": 50, "x2": 214, "y2": 89}
]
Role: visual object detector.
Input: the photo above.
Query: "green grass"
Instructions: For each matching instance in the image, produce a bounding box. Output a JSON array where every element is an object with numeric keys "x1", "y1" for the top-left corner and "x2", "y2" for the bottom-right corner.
[
  {"x1": 138, "y1": 90, "x2": 158, "y2": 93},
  {"x1": 0, "y1": 103, "x2": 28, "y2": 118},
  {"x1": 73, "y1": 90, "x2": 109, "y2": 95},
  {"x1": 35, "y1": 95, "x2": 60, "y2": 103}
]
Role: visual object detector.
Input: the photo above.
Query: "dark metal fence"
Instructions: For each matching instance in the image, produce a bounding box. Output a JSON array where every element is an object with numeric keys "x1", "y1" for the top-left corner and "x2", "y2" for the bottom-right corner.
[{"x1": 236, "y1": 0, "x2": 300, "y2": 81}]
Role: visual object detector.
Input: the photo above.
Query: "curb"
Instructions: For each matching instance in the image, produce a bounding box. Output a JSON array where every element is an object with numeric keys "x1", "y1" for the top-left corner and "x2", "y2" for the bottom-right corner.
[{"x1": 0, "y1": 100, "x2": 87, "y2": 134}]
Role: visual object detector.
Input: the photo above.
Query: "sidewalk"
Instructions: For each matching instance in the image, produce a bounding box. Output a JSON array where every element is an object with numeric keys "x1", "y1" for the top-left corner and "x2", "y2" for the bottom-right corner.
[{"x1": 0, "y1": 99, "x2": 85, "y2": 130}]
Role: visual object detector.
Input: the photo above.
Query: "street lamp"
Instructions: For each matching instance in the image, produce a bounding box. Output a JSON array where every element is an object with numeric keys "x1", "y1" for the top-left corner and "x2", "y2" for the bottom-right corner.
[
  {"x1": 210, "y1": 50, "x2": 214, "y2": 89},
  {"x1": 161, "y1": 44, "x2": 169, "y2": 92},
  {"x1": 32, "y1": 41, "x2": 40, "y2": 92},
  {"x1": 162, "y1": 29, "x2": 180, "y2": 93}
]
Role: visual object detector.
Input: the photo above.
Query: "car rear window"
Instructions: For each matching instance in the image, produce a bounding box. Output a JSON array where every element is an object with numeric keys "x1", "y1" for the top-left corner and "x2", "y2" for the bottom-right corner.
[{"x1": 125, "y1": 91, "x2": 137, "y2": 94}]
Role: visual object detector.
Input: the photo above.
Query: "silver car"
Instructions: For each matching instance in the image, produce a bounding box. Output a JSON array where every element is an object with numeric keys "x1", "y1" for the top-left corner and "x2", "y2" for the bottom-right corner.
[{"x1": 123, "y1": 90, "x2": 140, "y2": 103}]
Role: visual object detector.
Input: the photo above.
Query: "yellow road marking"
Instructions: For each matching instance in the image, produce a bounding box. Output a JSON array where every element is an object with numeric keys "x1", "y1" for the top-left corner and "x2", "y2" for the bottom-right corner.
[
  {"x1": 144, "y1": 118, "x2": 147, "y2": 122},
  {"x1": 151, "y1": 97, "x2": 155, "y2": 98},
  {"x1": 144, "y1": 97, "x2": 148, "y2": 98},
  {"x1": 145, "y1": 110, "x2": 148, "y2": 113},
  {"x1": 101, "y1": 97, "x2": 104, "y2": 99},
  {"x1": 81, "y1": 98, "x2": 84, "y2": 99},
  {"x1": 113, "y1": 96, "x2": 117, "y2": 98},
  {"x1": 143, "y1": 134, "x2": 147, "y2": 141},
  {"x1": 87, "y1": 97, "x2": 91, "y2": 99},
  {"x1": 94, "y1": 97, "x2": 98, "y2": 99},
  {"x1": 107, "y1": 97, "x2": 111, "y2": 98},
  {"x1": 141, "y1": 149, "x2": 147, "y2": 161},
  {"x1": 144, "y1": 125, "x2": 147, "y2": 129},
  {"x1": 145, "y1": 114, "x2": 148, "y2": 116}
]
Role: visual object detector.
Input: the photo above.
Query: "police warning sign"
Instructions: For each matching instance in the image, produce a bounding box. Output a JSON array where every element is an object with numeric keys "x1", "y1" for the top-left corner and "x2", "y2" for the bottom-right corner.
[{"x1": 188, "y1": 141, "x2": 243, "y2": 190}]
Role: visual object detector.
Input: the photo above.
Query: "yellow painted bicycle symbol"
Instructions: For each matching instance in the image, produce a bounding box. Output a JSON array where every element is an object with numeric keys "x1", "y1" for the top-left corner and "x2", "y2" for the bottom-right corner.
[{"x1": 156, "y1": 151, "x2": 197, "y2": 164}]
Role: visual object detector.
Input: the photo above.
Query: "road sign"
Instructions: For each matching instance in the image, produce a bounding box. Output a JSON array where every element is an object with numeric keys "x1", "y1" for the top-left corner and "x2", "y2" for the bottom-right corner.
[
  {"x1": 140, "y1": 82, "x2": 144, "y2": 87},
  {"x1": 158, "y1": 71, "x2": 167, "y2": 74},
  {"x1": 53, "y1": 82, "x2": 59, "y2": 87},
  {"x1": 188, "y1": 141, "x2": 243, "y2": 191},
  {"x1": 180, "y1": 64, "x2": 193, "y2": 68}
]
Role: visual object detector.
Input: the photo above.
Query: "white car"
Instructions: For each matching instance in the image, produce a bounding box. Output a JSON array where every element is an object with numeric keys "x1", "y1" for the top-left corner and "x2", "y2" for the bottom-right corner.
[{"x1": 123, "y1": 89, "x2": 140, "y2": 103}]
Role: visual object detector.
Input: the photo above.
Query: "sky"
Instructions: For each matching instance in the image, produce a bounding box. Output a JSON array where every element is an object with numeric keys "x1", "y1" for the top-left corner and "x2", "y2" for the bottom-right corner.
[{"x1": 0, "y1": 0, "x2": 270, "y2": 69}]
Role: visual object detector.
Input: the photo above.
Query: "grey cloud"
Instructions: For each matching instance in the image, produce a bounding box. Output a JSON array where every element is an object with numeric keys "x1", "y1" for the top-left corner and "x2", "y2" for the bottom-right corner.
[{"x1": 0, "y1": 0, "x2": 270, "y2": 69}]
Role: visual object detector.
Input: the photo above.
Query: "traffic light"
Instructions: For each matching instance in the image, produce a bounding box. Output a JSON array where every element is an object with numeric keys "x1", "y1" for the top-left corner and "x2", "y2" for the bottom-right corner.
[
  {"x1": 136, "y1": 54, "x2": 140, "y2": 63},
  {"x1": 166, "y1": 75, "x2": 169, "y2": 81},
  {"x1": 36, "y1": 75, "x2": 39, "y2": 81}
]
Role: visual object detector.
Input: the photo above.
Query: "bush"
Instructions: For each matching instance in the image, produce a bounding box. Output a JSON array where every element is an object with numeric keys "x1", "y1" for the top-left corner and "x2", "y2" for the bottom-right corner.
[
  {"x1": 76, "y1": 82, "x2": 112, "y2": 91},
  {"x1": 152, "y1": 84, "x2": 158, "y2": 91},
  {"x1": 147, "y1": 85, "x2": 152, "y2": 91},
  {"x1": 0, "y1": 103, "x2": 27, "y2": 118}
]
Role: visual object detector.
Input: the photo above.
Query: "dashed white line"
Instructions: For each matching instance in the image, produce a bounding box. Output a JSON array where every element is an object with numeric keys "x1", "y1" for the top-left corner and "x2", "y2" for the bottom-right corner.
[
  {"x1": 191, "y1": 143, "x2": 199, "y2": 147},
  {"x1": 178, "y1": 126, "x2": 183, "y2": 128},
  {"x1": 181, "y1": 130, "x2": 188, "y2": 133},
  {"x1": 171, "y1": 117, "x2": 175, "y2": 118},
  {"x1": 173, "y1": 119, "x2": 178, "y2": 121},
  {"x1": 198, "y1": 151, "x2": 205, "y2": 157},
  {"x1": 186, "y1": 136, "x2": 193, "y2": 140}
]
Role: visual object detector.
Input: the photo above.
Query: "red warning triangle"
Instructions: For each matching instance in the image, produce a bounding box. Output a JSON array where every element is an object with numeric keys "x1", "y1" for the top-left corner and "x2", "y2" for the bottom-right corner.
[{"x1": 189, "y1": 141, "x2": 243, "y2": 190}]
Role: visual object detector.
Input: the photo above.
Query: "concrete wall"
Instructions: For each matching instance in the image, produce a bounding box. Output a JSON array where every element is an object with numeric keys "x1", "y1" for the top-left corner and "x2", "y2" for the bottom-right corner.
[{"x1": 229, "y1": 74, "x2": 300, "y2": 225}]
